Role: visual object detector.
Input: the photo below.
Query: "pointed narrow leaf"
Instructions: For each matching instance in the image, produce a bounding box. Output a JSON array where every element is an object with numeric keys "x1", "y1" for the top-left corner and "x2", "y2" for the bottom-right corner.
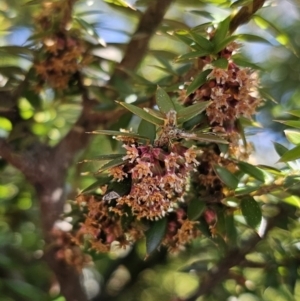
[
  {"x1": 186, "y1": 69, "x2": 212, "y2": 96},
  {"x1": 257, "y1": 164, "x2": 282, "y2": 176},
  {"x1": 273, "y1": 141, "x2": 288, "y2": 156},
  {"x1": 177, "y1": 101, "x2": 211, "y2": 124},
  {"x1": 96, "y1": 157, "x2": 127, "y2": 174},
  {"x1": 287, "y1": 110, "x2": 300, "y2": 118},
  {"x1": 87, "y1": 129, "x2": 149, "y2": 141},
  {"x1": 212, "y1": 58, "x2": 228, "y2": 69},
  {"x1": 117, "y1": 102, "x2": 164, "y2": 126},
  {"x1": 279, "y1": 145, "x2": 300, "y2": 162},
  {"x1": 143, "y1": 108, "x2": 165, "y2": 120},
  {"x1": 232, "y1": 56, "x2": 264, "y2": 70},
  {"x1": 188, "y1": 198, "x2": 206, "y2": 220},
  {"x1": 214, "y1": 165, "x2": 239, "y2": 189},
  {"x1": 192, "y1": 133, "x2": 229, "y2": 144},
  {"x1": 212, "y1": 16, "x2": 230, "y2": 49},
  {"x1": 79, "y1": 154, "x2": 124, "y2": 163},
  {"x1": 146, "y1": 218, "x2": 167, "y2": 255},
  {"x1": 189, "y1": 32, "x2": 213, "y2": 51},
  {"x1": 241, "y1": 196, "x2": 262, "y2": 229},
  {"x1": 175, "y1": 50, "x2": 210, "y2": 62},
  {"x1": 188, "y1": 10, "x2": 214, "y2": 20},
  {"x1": 238, "y1": 162, "x2": 265, "y2": 182},
  {"x1": 138, "y1": 119, "x2": 156, "y2": 143},
  {"x1": 253, "y1": 15, "x2": 298, "y2": 56},
  {"x1": 156, "y1": 86, "x2": 175, "y2": 114},
  {"x1": 275, "y1": 120, "x2": 300, "y2": 129},
  {"x1": 231, "y1": 0, "x2": 253, "y2": 8},
  {"x1": 174, "y1": 32, "x2": 194, "y2": 47},
  {"x1": 284, "y1": 130, "x2": 300, "y2": 145},
  {"x1": 81, "y1": 176, "x2": 112, "y2": 194}
]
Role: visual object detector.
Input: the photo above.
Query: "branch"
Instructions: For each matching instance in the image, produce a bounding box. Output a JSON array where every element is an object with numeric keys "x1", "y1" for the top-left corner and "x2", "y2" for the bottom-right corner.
[{"x1": 229, "y1": 0, "x2": 266, "y2": 33}]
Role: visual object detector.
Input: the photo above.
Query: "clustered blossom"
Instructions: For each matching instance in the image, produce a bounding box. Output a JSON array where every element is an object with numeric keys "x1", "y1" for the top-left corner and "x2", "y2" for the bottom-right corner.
[
  {"x1": 110, "y1": 143, "x2": 199, "y2": 221},
  {"x1": 33, "y1": 1, "x2": 90, "y2": 90},
  {"x1": 75, "y1": 194, "x2": 143, "y2": 252},
  {"x1": 183, "y1": 42, "x2": 261, "y2": 134}
]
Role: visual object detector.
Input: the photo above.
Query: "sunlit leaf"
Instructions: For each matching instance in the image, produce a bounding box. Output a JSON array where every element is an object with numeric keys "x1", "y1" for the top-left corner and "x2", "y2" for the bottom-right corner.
[
  {"x1": 146, "y1": 218, "x2": 167, "y2": 256},
  {"x1": 177, "y1": 101, "x2": 211, "y2": 124},
  {"x1": 117, "y1": 102, "x2": 164, "y2": 126},
  {"x1": 143, "y1": 108, "x2": 165, "y2": 120},
  {"x1": 241, "y1": 196, "x2": 262, "y2": 228},
  {"x1": 286, "y1": 110, "x2": 300, "y2": 118},
  {"x1": 238, "y1": 162, "x2": 266, "y2": 182},
  {"x1": 156, "y1": 86, "x2": 175, "y2": 114},
  {"x1": 230, "y1": 0, "x2": 253, "y2": 8},
  {"x1": 213, "y1": 165, "x2": 239, "y2": 189},
  {"x1": 104, "y1": 0, "x2": 136, "y2": 10},
  {"x1": 86, "y1": 129, "x2": 149, "y2": 141},
  {"x1": 253, "y1": 15, "x2": 298, "y2": 56},
  {"x1": 138, "y1": 119, "x2": 156, "y2": 143},
  {"x1": 187, "y1": 198, "x2": 206, "y2": 220},
  {"x1": 279, "y1": 145, "x2": 300, "y2": 162},
  {"x1": 284, "y1": 130, "x2": 300, "y2": 145},
  {"x1": 232, "y1": 56, "x2": 264, "y2": 70},
  {"x1": 275, "y1": 120, "x2": 300, "y2": 129},
  {"x1": 186, "y1": 69, "x2": 212, "y2": 96},
  {"x1": 81, "y1": 176, "x2": 112, "y2": 194}
]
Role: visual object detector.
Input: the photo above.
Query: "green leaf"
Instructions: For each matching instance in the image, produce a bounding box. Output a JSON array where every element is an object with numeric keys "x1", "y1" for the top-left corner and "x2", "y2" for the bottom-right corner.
[
  {"x1": 253, "y1": 15, "x2": 298, "y2": 56},
  {"x1": 286, "y1": 110, "x2": 300, "y2": 118},
  {"x1": 275, "y1": 120, "x2": 300, "y2": 129},
  {"x1": 232, "y1": 56, "x2": 264, "y2": 71},
  {"x1": 273, "y1": 141, "x2": 289, "y2": 157},
  {"x1": 79, "y1": 154, "x2": 124, "y2": 163},
  {"x1": 156, "y1": 86, "x2": 175, "y2": 114},
  {"x1": 188, "y1": 198, "x2": 206, "y2": 220},
  {"x1": 104, "y1": 0, "x2": 136, "y2": 10},
  {"x1": 175, "y1": 50, "x2": 210, "y2": 62},
  {"x1": 75, "y1": 18, "x2": 106, "y2": 46},
  {"x1": 214, "y1": 165, "x2": 239, "y2": 189},
  {"x1": 284, "y1": 129, "x2": 300, "y2": 145},
  {"x1": 212, "y1": 58, "x2": 228, "y2": 69},
  {"x1": 190, "y1": 132, "x2": 229, "y2": 144},
  {"x1": 230, "y1": 0, "x2": 253, "y2": 8},
  {"x1": 143, "y1": 108, "x2": 165, "y2": 120},
  {"x1": 188, "y1": 10, "x2": 214, "y2": 20},
  {"x1": 257, "y1": 164, "x2": 283, "y2": 176},
  {"x1": 146, "y1": 217, "x2": 167, "y2": 255},
  {"x1": 177, "y1": 101, "x2": 211, "y2": 124},
  {"x1": 86, "y1": 129, "x2": 149, "y2": 141},
  {"x1": 238, "y1": 162, "x2": 266, "y2": 182},
  {"x1": 212, "y1": 16, "x2": 230, "y2": 49},
  {"x1": 240, "y1": 196, "x2": 262, "y2": 229},
  {"x1": 138, "y1": 119, "x2": 156, "y2": 143},
  {"x1": 81, "y1": 176, "x2": 112, "y2": 194},
  {"x1": 174, "y1": 32, "x2": 194, "y2": 47},
  {"x1": 279, "y1": 145, "x2": 300, "y2": 162},
  {"x1": 189, "y1": 32, "x2": 214, "y2": 51},
  {"x1": 117, "y1": 102, "x2": 164, "y2": 126},
  {"x1": 96, "y1": 157, "x2": 127, "y2": 174},
  {"x1": 186, "y1": 69, "x2": 212, "y2": 96}
]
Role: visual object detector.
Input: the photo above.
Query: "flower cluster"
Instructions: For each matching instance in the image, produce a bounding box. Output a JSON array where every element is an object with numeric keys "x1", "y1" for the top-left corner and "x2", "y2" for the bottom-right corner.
[
  {"x1": 74, "y1": 194, "x2": 143, "y2": 252},
  {"x1": 183, "y1": 42, "x2": 261, "y2": 134},
  {"x1": 33, "y1": 1, "x2": 90, "y2": 90},
  {"x1": 110, "y1": 143, "x2": 199, "y2": 221}
]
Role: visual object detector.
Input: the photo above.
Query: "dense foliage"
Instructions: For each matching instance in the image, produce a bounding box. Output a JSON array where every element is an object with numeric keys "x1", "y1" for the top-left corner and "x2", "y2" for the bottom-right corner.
[{"x1": 1, "y1": 0, "x2": 300, "y2": 301}]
